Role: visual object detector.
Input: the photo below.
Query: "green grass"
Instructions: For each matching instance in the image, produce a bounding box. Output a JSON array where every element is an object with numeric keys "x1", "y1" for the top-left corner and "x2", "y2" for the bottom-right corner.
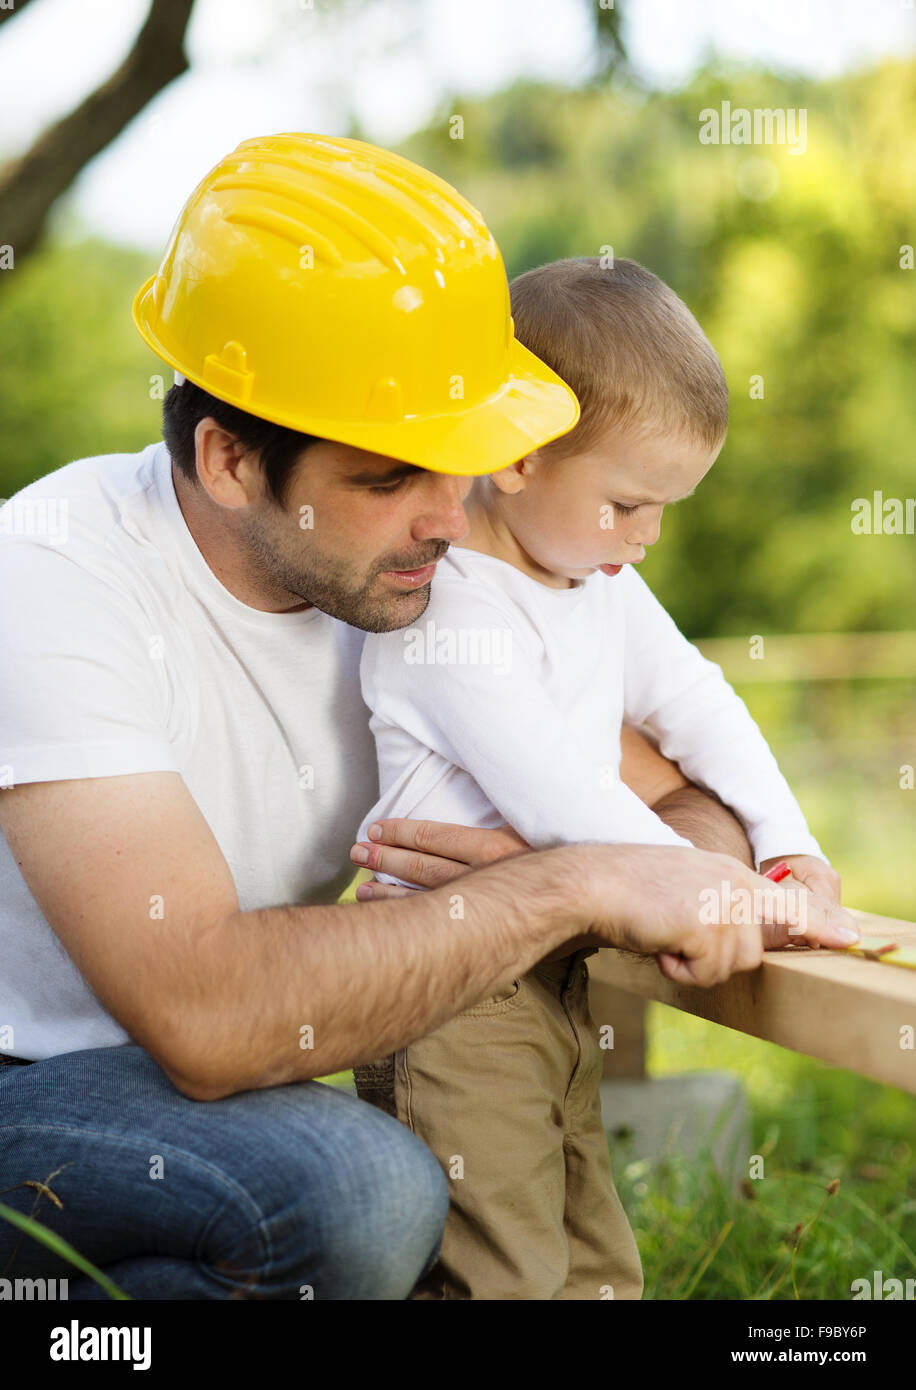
[
  {"x1": 0, "y1": 1199, "x2": 130, "y2": 1299},
  {"x1": 610, "y1": 1003, "x2": 916, "y2": 1299}
]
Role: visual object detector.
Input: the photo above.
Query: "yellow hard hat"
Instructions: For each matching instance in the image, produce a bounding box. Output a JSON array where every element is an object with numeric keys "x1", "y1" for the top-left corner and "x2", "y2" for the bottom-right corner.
[{"x1": 132, "y1": 132, "x2": 579, "y2": 477}]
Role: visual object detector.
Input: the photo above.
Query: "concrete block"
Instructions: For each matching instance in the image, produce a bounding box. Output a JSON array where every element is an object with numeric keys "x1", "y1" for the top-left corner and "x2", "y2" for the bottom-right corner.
[{"x1": 600, "y1": 1071, "x2": 751, "y2": 1192}]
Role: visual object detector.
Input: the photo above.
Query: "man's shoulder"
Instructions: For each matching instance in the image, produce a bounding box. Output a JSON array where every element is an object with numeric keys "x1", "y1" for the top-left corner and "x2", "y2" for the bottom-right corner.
[
  {"x1": 0, "y1": 442, "x2": 170, "y2": 586},
  {"x1": 2, "y1": 441, "x2": 162, "y2": 501},
  {"x1": 2, "y1": 440, "x2": 162, "y2": 519}
]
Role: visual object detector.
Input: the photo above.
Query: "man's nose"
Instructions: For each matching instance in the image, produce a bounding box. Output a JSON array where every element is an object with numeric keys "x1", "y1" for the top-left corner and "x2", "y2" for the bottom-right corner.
[{"x1": 411, "y1": 476, "x2": 472, "y2": 544}]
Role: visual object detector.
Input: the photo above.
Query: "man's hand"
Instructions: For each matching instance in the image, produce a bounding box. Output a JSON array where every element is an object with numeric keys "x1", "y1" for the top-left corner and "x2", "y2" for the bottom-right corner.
[
  {"x1": 351, "y1": 820, "x2": 528, "y2": 899},
  {"x1": 570, "y1": 844, "x2": 859, "y2": 987},
  {"x1": 349, "y1": 823, "x2": 860, "y2": 973},
  {"x1": 349, "y1": 820, "x2": 603, "y2": 960}
]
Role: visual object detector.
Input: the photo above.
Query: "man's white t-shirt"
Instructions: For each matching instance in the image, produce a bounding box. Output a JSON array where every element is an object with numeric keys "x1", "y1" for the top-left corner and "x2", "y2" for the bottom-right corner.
[
  {"x1": 0, "y1": 442, "x2": 378, "y2": 1060},
  {"x1": 357, "y1": 546, "x2": 826, "y2": 877}
]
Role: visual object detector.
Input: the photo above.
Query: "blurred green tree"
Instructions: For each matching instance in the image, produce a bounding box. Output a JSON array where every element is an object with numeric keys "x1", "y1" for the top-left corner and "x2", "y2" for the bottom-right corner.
[
  {"x1": 1, "y1": 58, "x2": 913, "y2": 639},
  {"x1": 400, "y1": 59, "x2": 916, "y2": 636}
]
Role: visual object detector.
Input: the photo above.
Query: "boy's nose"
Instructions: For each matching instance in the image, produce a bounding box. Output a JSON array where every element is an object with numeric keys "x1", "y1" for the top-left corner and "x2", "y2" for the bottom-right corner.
[{"x1": 627, "y1": 509, "x2": 662, "y2": 548}]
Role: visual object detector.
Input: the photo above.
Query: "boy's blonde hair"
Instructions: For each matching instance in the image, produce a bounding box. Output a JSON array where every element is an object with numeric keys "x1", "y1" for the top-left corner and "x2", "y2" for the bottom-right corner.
[{"x1": 509, "y1": 256, "x2": 728, "y2": 458}]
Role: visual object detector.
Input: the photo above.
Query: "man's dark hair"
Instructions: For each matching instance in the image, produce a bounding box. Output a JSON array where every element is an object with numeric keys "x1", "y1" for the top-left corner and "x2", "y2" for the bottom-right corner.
[{"x1": 162, "y1": 381, "x2": 323, "y2": 508}]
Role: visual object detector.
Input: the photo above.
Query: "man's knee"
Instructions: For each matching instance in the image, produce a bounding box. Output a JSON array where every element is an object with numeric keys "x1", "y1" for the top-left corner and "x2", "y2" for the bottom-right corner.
[
  {"x1": 196, "y1": 1084, "x2": 450, "y2": 1299},
  {"x1": 283, "y1": 1099, "x2": 450, "y2": 1299},
  {"x1": 1, "y1": 1054, "x2": 450, "y2": 1300}
]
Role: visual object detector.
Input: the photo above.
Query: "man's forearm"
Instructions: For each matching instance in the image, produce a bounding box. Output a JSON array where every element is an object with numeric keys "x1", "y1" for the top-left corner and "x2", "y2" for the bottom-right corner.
[
  {"x1": 173, "y1": 848, "x2": 583, "y2": 1099},
  {"x1": 652, "y1": 785, "x2": 754, "y2": 866}
]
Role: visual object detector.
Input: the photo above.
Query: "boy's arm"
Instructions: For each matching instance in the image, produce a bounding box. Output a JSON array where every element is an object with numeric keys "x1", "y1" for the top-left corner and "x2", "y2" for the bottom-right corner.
[
  {"x1": 619, "y1": 722, "x2": 751, "y2": 863},
  {"x1": 360, "y1": 589, "x2": 695, "y2": 857},
  {"x1": 544, "y1": 733, "x2": 759, "y2": 956},
  {"x1": 622, "y1": 568, "x2": 829, "y2": 872},
  {"x1": 621, "y1": 719, "x2": 838, "y2": 899}
]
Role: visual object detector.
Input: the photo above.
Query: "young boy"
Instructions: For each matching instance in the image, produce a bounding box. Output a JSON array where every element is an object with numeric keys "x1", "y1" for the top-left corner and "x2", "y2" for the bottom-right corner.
[{"x1": 351, "y1": 257, "x2": 836, "y2": 1300}]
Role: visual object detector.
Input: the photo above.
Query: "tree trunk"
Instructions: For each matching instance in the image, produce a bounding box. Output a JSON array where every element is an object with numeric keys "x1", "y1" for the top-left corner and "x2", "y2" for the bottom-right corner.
[{"x1": 0, "y1": 0, "x2": 195, "y2": 265}]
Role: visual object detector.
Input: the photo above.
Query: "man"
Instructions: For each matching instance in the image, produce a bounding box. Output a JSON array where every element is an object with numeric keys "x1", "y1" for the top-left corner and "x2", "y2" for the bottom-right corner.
[{"x1": 0, "y1": 133, "x2": 853, "y2": 1301}]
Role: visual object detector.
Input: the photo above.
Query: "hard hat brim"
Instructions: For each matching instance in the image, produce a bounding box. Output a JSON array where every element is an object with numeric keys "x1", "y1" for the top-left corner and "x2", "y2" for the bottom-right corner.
[
  {"x1": 316, "y1": 338, "x2": 581, "y2": 477},
  {"x1": 134, "y1": 277, "x2": 580, "y2": 478}
]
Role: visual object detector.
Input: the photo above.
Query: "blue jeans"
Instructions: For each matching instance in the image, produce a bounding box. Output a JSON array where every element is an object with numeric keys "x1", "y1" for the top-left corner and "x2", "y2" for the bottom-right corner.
[{"x1": 0, "y1": 1044, "x2": 449, "y2": 1299}]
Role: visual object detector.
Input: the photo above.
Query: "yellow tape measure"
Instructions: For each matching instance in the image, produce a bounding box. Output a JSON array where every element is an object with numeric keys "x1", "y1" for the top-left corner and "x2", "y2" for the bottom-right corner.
[{"x1": 839, "y1": 934, "x2": 916, "y2": 971}]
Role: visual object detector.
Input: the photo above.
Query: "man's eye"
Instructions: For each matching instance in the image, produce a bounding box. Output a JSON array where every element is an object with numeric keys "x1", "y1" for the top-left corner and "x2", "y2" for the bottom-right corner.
[
  {"x1": 369, "y1": 478, "x2": 408, "y2": 494},
  {"x1": 612, "y1": 501, "x2": 639, "y2": 516}
]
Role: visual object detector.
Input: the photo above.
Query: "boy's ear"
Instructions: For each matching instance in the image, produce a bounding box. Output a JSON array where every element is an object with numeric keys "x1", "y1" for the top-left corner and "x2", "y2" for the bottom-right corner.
[{"x1": 488, "y1": 451, "x2": 541, "y2": 495}]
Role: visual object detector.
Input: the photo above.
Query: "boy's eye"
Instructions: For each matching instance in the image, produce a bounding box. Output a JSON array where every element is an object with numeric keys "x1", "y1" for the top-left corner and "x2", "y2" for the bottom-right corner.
[{"x1": 611, "y1": 501, "x2": 640, "y2": 516}]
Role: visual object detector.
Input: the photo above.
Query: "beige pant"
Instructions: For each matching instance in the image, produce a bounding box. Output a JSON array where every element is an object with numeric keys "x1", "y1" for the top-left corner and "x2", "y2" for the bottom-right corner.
[{"x1": 353, "y1": 949, "x2": 643, "y2": 1301}]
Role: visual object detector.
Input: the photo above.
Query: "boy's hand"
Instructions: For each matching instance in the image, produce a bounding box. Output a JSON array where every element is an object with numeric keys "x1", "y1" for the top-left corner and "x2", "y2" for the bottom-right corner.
[
  {"x1": 759, "y1": 855, "x2": 842, "y2": 904},
  {"x1": 758, "y1": 854, "x2": 844, "y2": 952}
]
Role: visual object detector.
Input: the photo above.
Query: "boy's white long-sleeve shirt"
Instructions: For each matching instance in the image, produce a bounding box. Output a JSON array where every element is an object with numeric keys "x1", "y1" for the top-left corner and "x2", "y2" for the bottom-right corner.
[{"x1": 357, "y1": 546, "x2": 826, "y2": 878}]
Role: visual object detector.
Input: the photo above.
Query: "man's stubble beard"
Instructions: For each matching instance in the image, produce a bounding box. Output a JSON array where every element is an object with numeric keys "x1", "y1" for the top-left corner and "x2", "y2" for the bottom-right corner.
[{"x1": 240, "y1": 508, "x2": 443, "y2": 633}]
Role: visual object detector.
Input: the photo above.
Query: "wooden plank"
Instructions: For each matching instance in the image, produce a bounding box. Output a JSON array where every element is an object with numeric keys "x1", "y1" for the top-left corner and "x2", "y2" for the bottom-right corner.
[
  {"x1": 588, "y1": 908, "x2": 916, "y2": 1095},
  {"x1": 694, "y1": 631, "x2": 916, "y2": 681}
]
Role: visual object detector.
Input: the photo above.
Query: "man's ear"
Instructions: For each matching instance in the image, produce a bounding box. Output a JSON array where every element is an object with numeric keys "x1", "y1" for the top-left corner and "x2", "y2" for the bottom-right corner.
[
  {"x1": 488, "y1": 450, "x2": 541, "y2": 495},
  {"x1": 194, "y1": 418, "x2": 261, "y2": 509}
]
